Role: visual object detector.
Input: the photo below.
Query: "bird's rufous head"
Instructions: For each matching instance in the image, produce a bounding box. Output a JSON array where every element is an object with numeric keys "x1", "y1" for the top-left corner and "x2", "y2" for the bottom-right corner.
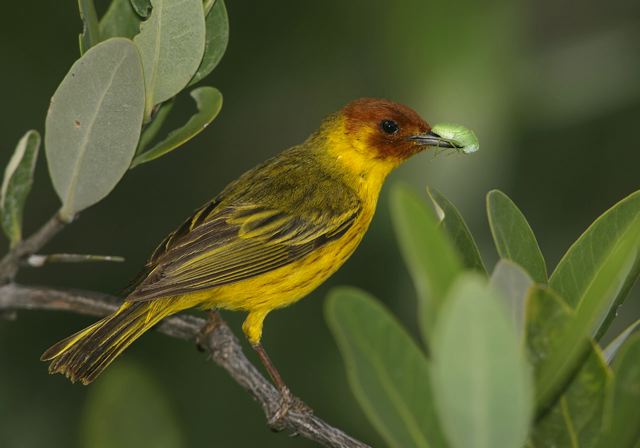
[{"x1": 339, "y1": 98, "x2": 457, "y2": 163}]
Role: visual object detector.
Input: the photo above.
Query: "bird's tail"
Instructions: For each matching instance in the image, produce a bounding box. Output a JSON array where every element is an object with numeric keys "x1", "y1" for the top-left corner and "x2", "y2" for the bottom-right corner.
[{"x1": 41, "y1": 299, "x2": 175, "y2": 384}]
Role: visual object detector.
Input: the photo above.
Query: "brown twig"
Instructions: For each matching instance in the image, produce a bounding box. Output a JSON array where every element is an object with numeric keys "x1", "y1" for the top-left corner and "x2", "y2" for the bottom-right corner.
[{"x1": 0, "y1": 283, "x2": 371, "y2": 448}]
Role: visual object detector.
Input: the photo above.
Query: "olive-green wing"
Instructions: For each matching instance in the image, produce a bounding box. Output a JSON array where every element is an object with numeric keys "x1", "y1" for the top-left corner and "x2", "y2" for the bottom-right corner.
[{"x1": 127, "y1": 200, "x2": 360, "y2": 302}]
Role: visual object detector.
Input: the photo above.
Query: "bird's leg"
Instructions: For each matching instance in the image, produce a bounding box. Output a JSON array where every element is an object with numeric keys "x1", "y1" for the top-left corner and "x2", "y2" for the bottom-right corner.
[
  {"x1": 253, "y1": 343, "x2": 288, "y2": 392},
  {"x1": 243, "y1": 310, "x2": 311, "y2": 427},
  {"x1": 252, "y1": 342, "x2": 298, "y2": 427}
]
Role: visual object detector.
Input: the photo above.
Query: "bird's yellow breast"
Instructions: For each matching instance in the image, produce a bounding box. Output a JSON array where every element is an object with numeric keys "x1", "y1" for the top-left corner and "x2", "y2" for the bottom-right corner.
[
  {"x1": 184, "y1": 126, "x2": 392, "y2": 315},
  {"x1": 205, "y1": 203, "x2": 375, "y2": 312}
]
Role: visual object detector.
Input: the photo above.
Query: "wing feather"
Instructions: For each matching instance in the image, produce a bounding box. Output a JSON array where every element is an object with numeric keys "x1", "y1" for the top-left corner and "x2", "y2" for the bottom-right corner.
[
  {"x1": 126, "y1": 147, "x2": 362, "y2": 302},
  {"x1": 127, "y1": 199, "x2": 360, "y2": 302}
]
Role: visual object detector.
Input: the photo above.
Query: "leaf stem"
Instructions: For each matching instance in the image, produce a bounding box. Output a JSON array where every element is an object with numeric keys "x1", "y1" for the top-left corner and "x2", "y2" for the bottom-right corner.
[
  {"x1": 25, "y1": 253, "x2": 125, "y2": 267},
  {"x1": 0, "y1": 213, "x2": 69, "y2": 283}
]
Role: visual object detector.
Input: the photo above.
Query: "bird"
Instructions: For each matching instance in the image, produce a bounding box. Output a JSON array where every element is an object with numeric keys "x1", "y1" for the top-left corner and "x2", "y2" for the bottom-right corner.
[{"x1": 41, "y1": 97, "x2": 471, "y2": 401}]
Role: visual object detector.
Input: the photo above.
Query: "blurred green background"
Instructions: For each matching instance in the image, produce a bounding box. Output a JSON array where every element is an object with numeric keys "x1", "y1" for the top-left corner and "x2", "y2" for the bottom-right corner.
[{"x1": 1, "y1": 0, "x2": 639, "y2": 446}]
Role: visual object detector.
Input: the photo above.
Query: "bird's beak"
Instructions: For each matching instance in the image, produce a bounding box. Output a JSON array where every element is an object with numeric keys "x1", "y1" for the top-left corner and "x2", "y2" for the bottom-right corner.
[{"x1": 408, "y1": 131, "x2": 458, "y2": 149}]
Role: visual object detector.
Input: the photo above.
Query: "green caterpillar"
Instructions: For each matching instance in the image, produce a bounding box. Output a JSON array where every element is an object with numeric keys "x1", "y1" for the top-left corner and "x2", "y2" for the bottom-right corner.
[{"x1": 431, "y1": 123, "x2": 479, "y2": 154}]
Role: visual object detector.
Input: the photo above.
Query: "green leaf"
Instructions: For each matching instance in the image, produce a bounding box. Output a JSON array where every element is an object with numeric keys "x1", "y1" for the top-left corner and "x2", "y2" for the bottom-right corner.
[
  {"x1": 203, "y1": 0, "x2": 216, "y2": 15},
  {"x1": 0, "y1": 130, "x2": 40, "y2": 247},
  {"x1": 489, "y1": 259, "x2": 534, "y2": 338},
  {"x1": 189, "y1": 0, "x2": 229, "y2": 86},
  {"x1": 525, "y1": 285, "x2": 574, "y2": 371},
  {"x1": 534, "y1": 217, "x2": 640, "y2": 413},
  {"x1": 596, "y1": 334, "x2": 640, "y2": 448},
  {"x1": 136, "y1": 99, "x2": 175, "y2": 155},
  {"x1": 129, "y1": 0, "x2": 152, "y2": 18},
  {"x1": 550, "y1": 190, "x2": 640, "y2": 333},
  {"x1": 390, "y1": 183, "x2": 463, "y2": 342},
  {"x1": 531, "y1": 343, "x2": 612, "y2": 448},
  {"x1": 325, "y1": 287, "x2": 447, "y2": 448},
  {"x1": 81, "y1": 361, "x2": 184, "y2": 448},
  {"x1": 603, "y1": 319, "x2": 640, "y2": 364},
  {"x1": 78, "y1": 0, "x2": 100, "y2": 54},
  {"x1": 134, "y1": 0, "x2": 206, "y2": 118},
  {"x1": 487, "y1": 190, "x2": 548, "y2": 283},
  {"x1": 45, "y1": 38, "x2": 145, "y2": 221},
  {"x1": 427, "y1": 187, "x2": 486, "y2": 274},
  {"x1": 431, "y1": 274, "x2": 533, "y2": 448},
  {"x1": 131, "y1": 87, "x2": 221, "y2": 167},
  {"x1": 99, "y1": 0, "x2": 141, "y2": 39}
]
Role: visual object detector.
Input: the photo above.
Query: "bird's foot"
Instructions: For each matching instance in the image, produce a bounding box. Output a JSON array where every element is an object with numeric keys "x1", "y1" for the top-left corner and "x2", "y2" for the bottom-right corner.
[
  {"x1": 268, "y1": 386, "x2": 313, "y2": 431},
  {"x1": 196, "y1": 310, "x2": 223, "y2": 352}
]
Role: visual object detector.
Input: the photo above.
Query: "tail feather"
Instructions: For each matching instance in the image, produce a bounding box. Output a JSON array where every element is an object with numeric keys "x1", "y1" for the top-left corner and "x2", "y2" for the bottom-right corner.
[{"x1": 41, "y1": 300, "x2": 175, "y2": 384}]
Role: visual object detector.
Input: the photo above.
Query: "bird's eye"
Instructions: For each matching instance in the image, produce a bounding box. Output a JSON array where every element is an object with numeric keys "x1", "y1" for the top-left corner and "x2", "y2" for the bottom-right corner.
[{"x1": 380, "y1": 119, "x2": 399, "y2": 135}]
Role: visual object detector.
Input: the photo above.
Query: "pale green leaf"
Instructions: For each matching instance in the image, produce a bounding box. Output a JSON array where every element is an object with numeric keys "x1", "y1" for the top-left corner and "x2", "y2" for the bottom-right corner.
[
  {"x1": 99, "y1": 0, "x2": 141, "y2": 40},
  {"x1": 390, "y1": 183, "x2": 463, "y2": 342},
  {"x1": 81, "y1": 362, "x2": 184, "y2": 448},
  {"x1": 203, "y1": 0, "x2": 216, "y2": 15},
  {"x1": 325, "y1": 287, "x2": 447, "y2": 448},
  {"x1": 489, "y1": 259, "x2": 534, "y2": 338},
  {"x1": 550, "y1": 190, "x2": 640, "y2": 335},
  {"x1": 134, "y1": 0, "x2": 206, "y2": 118},
  {"x1": 487, "y1": 190, "x2": 548, "y2": 283},
  {"x1": 189, "y1": 0, "x2": 229, "y2": 86},
  {"x1": 45, "y1": 38, "x2": 145, "y2": 221},
  {"x1": 531, "y1": 343, "x2": 611, "y2": 448},
  {"x1": 595, "y1": 334, "x2": 640, "y2": 448},
  {"x1": 431, "y1": 274, "x2": 533, "y2": 448},
  {"x1": 131, "y1": 87, "x2": 221, "y2": 167},
  {"x1": 136, "y1": 99, "x2": 175, "y2": 155},
  {"x1": 603, "y1": 319, "x2": 640, "y2": 364},
  {"x1": 78, "y1": 0, "x2": 100, "y2": 54},
  {"x1": 129, "y1": 0, "x2": 152, "y2": 18},
  {"x1": 0, "y1": 130, "x2": 40, "y2": 247},
  {"x1": 534, "y1": 216, "x2": 640, "y2": 412},
  {"x1": 427, "y1": 187, "x2": 486, "y2": 274},
  {"x1": 525, "y1": 285, "x2": 574, "y2": 371}
]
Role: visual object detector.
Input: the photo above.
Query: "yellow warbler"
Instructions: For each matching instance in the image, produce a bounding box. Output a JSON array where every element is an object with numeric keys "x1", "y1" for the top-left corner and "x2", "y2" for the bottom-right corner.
[{"x1": 42, "y1": 98, "x2": 477, "y2": 404}]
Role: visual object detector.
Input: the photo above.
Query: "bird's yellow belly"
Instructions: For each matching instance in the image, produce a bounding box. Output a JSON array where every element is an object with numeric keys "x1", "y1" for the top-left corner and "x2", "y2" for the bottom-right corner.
[{"x1": 187, "y1": 210, "x2": 373, "y2": 313}]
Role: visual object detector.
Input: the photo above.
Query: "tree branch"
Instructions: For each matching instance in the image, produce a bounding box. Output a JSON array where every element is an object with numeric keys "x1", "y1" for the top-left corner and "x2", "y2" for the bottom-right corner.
[
  {"x1": 0, "y1": 283, "x2": 371, "y2": 448},
  {"x1": 0, "y1": 208, "x2": 370, "y2": 447}
]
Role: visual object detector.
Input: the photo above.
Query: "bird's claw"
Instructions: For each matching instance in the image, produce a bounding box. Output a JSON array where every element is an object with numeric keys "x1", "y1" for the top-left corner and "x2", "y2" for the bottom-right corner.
[
  {"x1": 268, "y1": 387, "x2": 313, "y2": 431},
  {"x1": 196, "y1": 310, "x2": 222, "y2": 351}
]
